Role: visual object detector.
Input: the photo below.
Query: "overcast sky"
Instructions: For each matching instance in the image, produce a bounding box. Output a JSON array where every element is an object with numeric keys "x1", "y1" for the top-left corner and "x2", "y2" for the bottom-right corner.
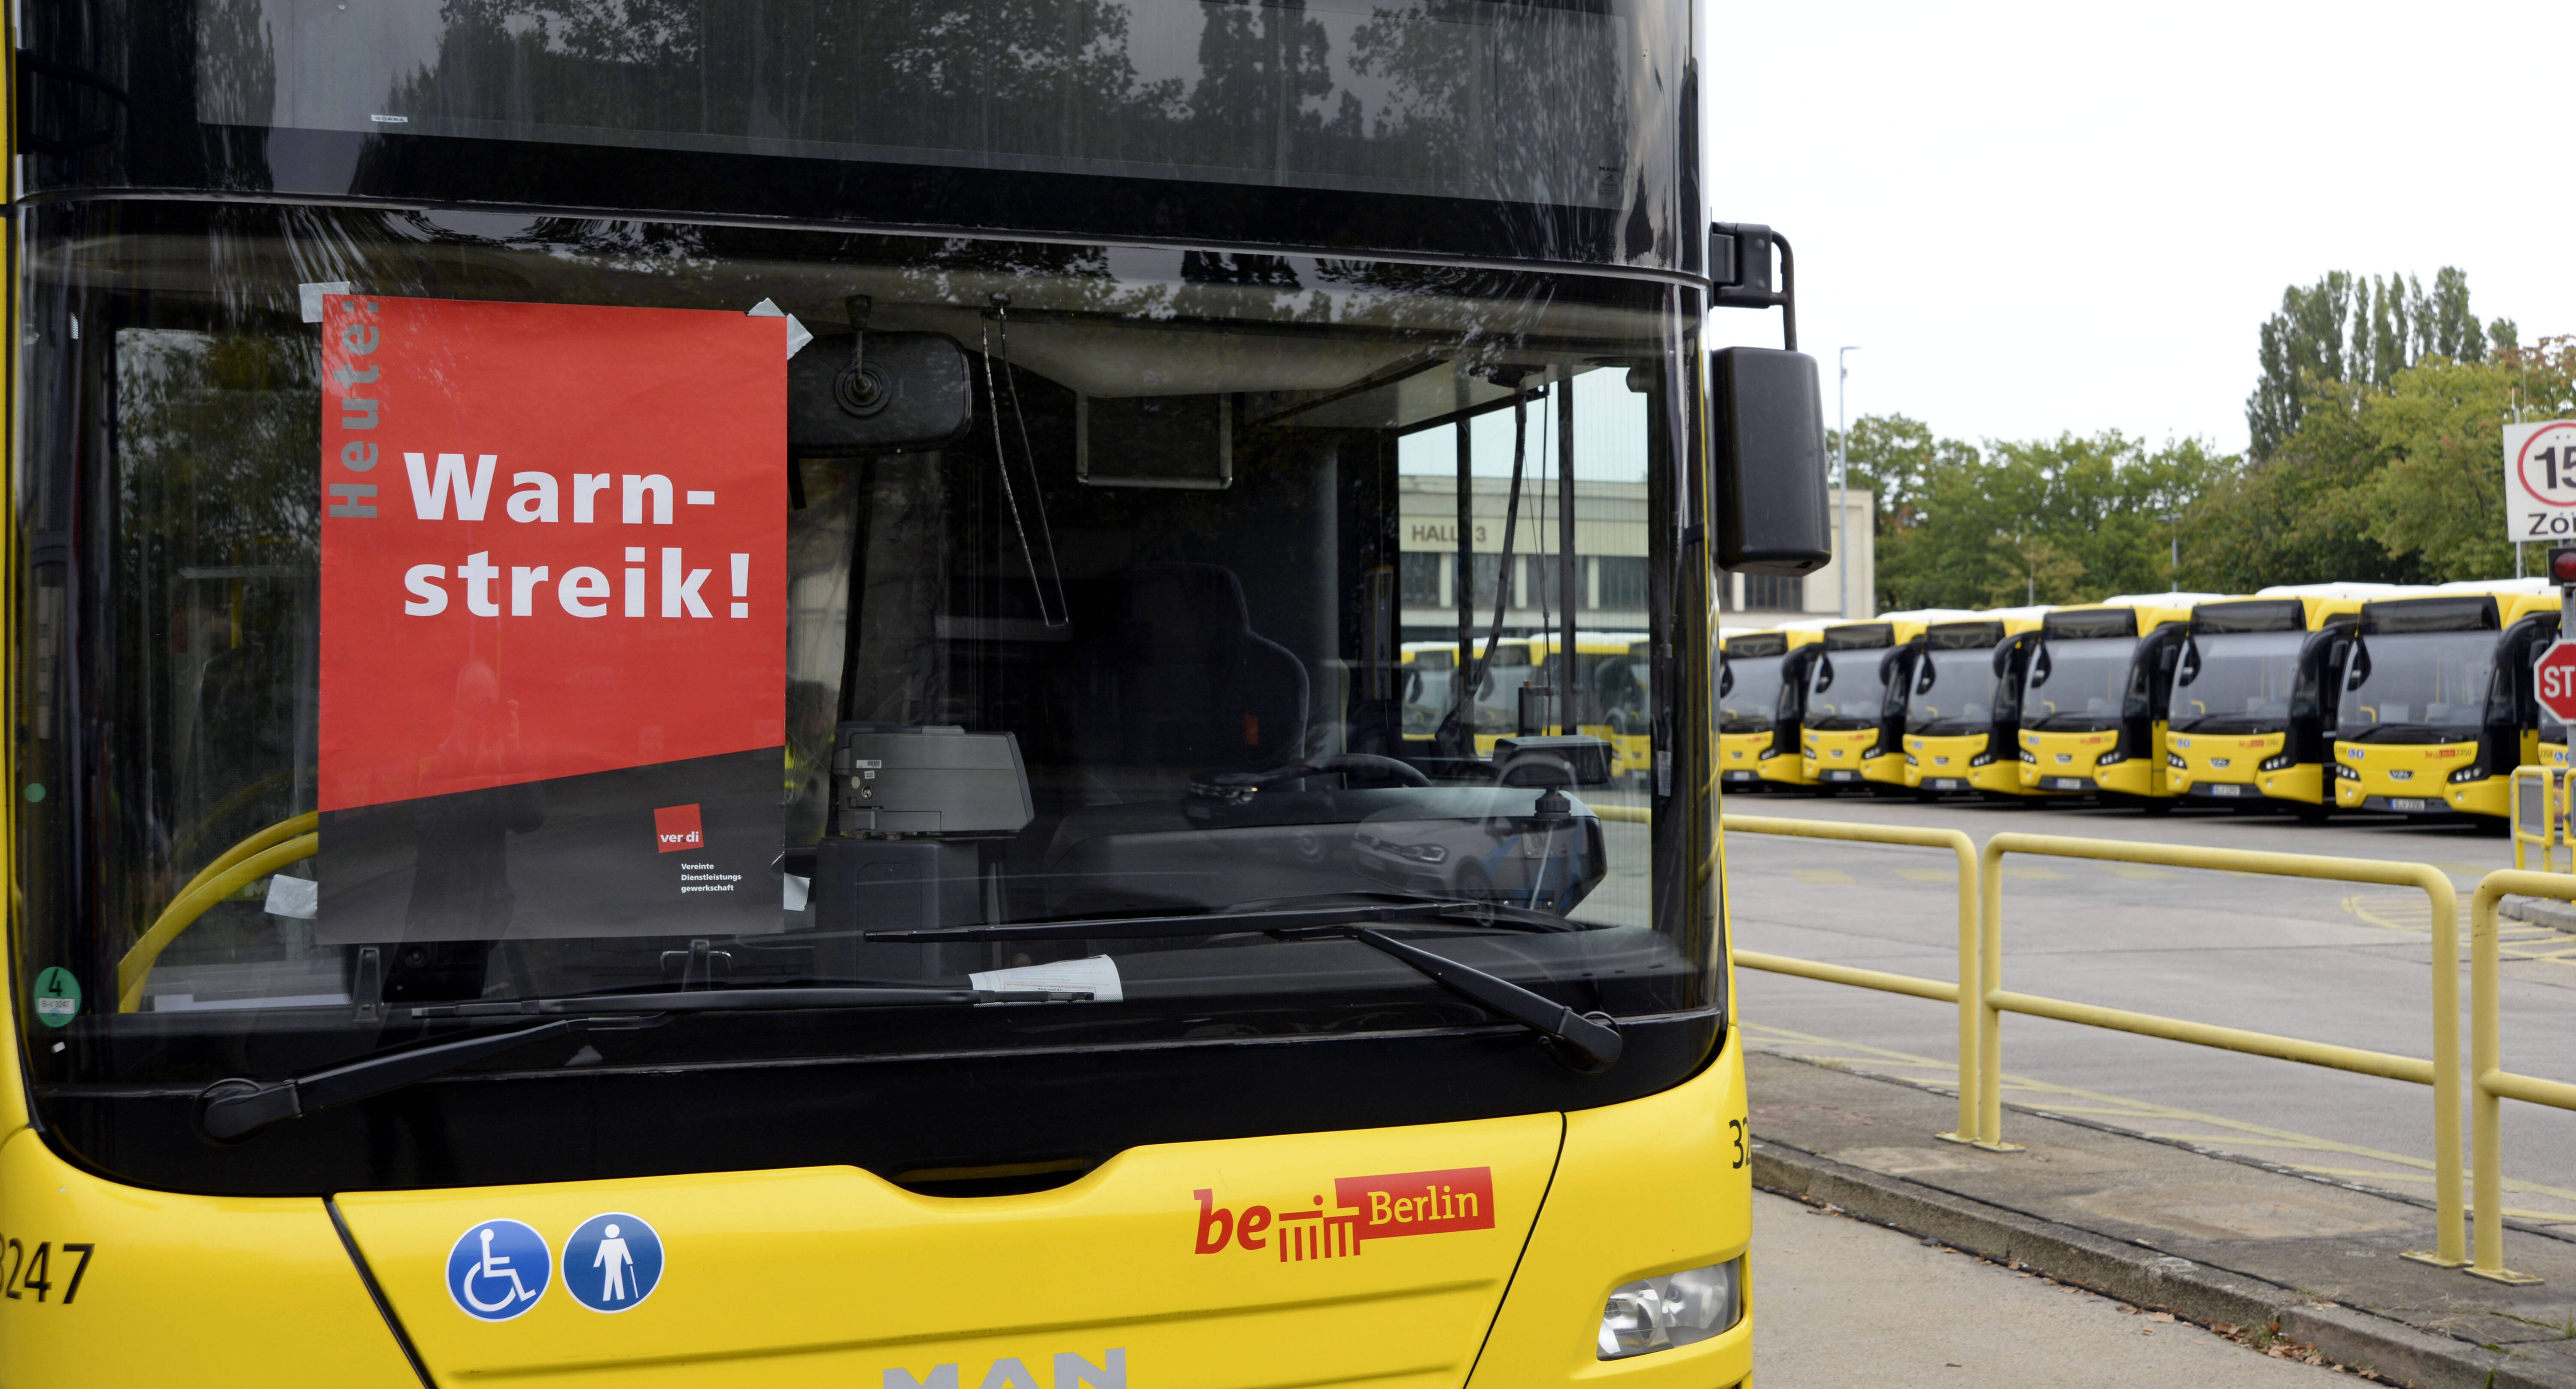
[{"x1": 1699, "y1": 0, "x2": 2576, "y2": 458}]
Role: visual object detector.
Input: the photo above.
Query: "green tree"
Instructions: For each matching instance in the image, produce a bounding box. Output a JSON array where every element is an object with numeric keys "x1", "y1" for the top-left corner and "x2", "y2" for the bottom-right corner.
[
  {"x1": 2244, "y1": 267, "x2": 2500, "y2": 461},
  {"x1": 1832, "y1": 417, "x2": 2227, "y2": 611},
  {"x1": 2359, "y1": 338, "x2": 2576, "y2": 579}
]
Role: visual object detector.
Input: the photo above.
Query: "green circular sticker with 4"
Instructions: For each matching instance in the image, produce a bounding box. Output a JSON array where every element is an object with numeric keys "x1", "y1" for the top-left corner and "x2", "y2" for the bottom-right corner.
[{"x1": 32, "y1": 967, "x2": 80, "y2": 1027}]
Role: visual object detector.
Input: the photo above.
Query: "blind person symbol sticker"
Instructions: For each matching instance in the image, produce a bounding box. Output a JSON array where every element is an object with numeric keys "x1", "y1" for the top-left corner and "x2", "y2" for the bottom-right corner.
[
  {"x1": 565, "y1": 1213, "x2": 664, "y2": 1312},
  {"x1": 314, "y1": 296, "x2": 787, "y2": 944},
  {"x1": 447, "y1": 1219, "x2": 551, "y2": 1321}
]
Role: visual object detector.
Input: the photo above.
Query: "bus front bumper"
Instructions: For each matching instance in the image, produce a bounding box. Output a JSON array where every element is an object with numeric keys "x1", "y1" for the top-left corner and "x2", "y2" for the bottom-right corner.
[
  {"x1": 1719, "y1": 732, "x2": 1769, "y2": 786},
  {"x1": 1904, "y1": 734, "x2": 1988, "y2": 793},
  {"x1": 1802, "y1": 729, "x2": 1873, "y2": 786},
  {"x1": 2333, "y1": 741, "x2": 2491, "y2": 815},
  {"x1": 2019, "y1": 731, "x2": 2139, "y2": 796},
  {"x1": 0, "y1": 1037, "x2": 1753, "y2": 1389},
  {"x1": 2165, "y1": 732, "x2": 2284, "y2": 803}
]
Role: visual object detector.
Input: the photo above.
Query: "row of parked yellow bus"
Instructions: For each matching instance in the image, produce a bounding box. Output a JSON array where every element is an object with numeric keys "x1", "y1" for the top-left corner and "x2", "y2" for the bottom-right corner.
[
  {"x1": 1718, "y1": 581, "x2": 2573, "y2": 821},
  {"x1": 1400, "y1": 635, "x2": 1657, "y2": 779}
]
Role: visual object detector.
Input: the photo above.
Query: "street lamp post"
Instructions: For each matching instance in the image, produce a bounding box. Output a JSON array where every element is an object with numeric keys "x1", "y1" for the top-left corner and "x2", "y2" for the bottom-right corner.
[{"x1": 1837, "y1": 346, "x2": 1859, "y2": 619}]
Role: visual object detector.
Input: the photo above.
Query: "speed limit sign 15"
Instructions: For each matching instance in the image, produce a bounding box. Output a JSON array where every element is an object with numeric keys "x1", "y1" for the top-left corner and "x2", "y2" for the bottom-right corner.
[{"x1": 2506, "y1": 420, "x2": 2576, "y2": 541}]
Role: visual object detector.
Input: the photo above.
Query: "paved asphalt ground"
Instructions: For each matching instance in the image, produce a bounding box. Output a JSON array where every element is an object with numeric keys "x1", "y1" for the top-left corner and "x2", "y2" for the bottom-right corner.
[
  {"x1": 1700, "y1": 790, "x2": 2576, "y2": 1223},
  {"x1": 1750, "y1": 1191, "x2": 2351, "y2": 1386}
]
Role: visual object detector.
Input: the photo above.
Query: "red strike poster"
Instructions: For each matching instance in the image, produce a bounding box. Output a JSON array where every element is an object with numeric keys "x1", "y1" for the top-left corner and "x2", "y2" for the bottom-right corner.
[{"x1": 315, "y1": 295, "x2": 787, "y2": 942}]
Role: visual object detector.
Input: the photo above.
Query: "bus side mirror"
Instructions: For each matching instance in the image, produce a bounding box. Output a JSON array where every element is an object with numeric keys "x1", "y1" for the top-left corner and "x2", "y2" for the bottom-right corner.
[{"x1": 1711, "y1": 346, "x2": 1832, "y2": 577}]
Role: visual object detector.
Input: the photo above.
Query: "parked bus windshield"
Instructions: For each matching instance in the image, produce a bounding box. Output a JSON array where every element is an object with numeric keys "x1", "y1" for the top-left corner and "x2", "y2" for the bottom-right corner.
[
  {"x1": 1905, "y1": 647, "x2": 1999, "y2": 735},
  {"x1": 1803, "y1": 650, "x2": 1888, "y2": 729},
  {"x1": 2338, "y1": 631, "x2": 2497, "y2": 736},
  {"x1": 1719, "y1": 653, "x2": 1789, "y2": 734},
  {"x1": 2022, "y1": 637, "x2": 2136, "y2": 731},
  {"x1": 2171, "y1": 631, "x2": 2305, "y2": 731}
]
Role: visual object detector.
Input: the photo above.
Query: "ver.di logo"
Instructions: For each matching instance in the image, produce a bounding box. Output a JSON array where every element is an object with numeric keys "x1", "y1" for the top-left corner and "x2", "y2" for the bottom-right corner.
[{"x1": 1191, "y1": 1167, "x2": 1495, "y2": 1263}]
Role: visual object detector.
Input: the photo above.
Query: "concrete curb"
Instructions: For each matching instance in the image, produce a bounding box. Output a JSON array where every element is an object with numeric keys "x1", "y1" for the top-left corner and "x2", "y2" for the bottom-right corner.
[
  {"x1": 1752, "y1": 1138, "x2": 2564, "y2": 1389},
  {"x1": 2503, "y1": 895, "x2": 2576, "y2": 936}
]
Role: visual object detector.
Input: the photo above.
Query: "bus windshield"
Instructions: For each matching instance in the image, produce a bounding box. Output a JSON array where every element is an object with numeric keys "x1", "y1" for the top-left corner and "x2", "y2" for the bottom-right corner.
[
  {"x1": 2022, "y1": 636, "x2": 2133, "y2": 732},
  {"x1": 2170, "y1": 631, "x2": 2305, "y2": 732},
  {"x1": 12, "y1": 202, "x2": 1713, "y2": 1193},
  {"x1": 2339, "y1": 631, "x2": 2497, "y2": 737},
  {"x1": 1803, "y1": 649, "x2": 1890, "y2": 729},
  {"x1": 1719, "y1": 654, "x2": 1787, "y2": 734},
  {"x1": 1905, "y1": 647, "x2": 1998, "y2": 735}
]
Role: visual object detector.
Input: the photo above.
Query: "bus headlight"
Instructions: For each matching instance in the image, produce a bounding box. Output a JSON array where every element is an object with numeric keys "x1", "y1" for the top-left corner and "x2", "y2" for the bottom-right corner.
[
  {"x1": 2261, "y1": 754, "x2": 2294, "y2": 772},
  {"x1": 2334, "y1": 762, "x2": 2361, "y2": 781},
  {"x1": 2095, "y1": 749, "x2": 2126, "y2": 767},
  {"x1": 2166, "y1": 753, "x2": 2186, "y2": 769},
  {"x1": 1970, "y1": 751, "x2": 1994, "y2": 767},
  {"x1": 1597, "y1": 1258, "x2": 1744, "y2": 1359},
  {"x1": 2019, "y1": 749, "x2": 2037, "y2": 764},
  {"x1": 2450, "y1": 764, "x2": 2487, "y2": 784}
]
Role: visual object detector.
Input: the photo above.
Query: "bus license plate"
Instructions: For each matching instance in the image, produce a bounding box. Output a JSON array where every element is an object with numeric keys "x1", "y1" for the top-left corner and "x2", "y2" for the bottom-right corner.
[
  {"x1": 2051, "y1": 778, "x2": 2085, "y2": 790},
  {"x1": 1826, "y1": 771, "x2": 1861, "y2": 781},
  {"x1": 2208, "y1": 784, "x2": 2241, "y2": 797},
  {"x1": 1929, "y1": 778, "x2": 1964, "y2": 790},
  {"x1": 2391, "y1": 797, "x2": 2430, "y2": 813}
]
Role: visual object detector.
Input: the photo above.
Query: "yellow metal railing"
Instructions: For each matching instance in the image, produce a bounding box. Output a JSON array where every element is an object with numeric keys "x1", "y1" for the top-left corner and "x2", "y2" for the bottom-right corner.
[
  {"x1": 1694, "y1": 803, "x2": 2475, "y2": 1270},
  {"x1": 2510, "y1": 766, "x2": 2561, "y2": 873},
  {"x1": 2464, "y1": 870, "x2": 2576, "y2": 1284},
  {"x1": 1976, "y1": 832, "x2": 2464, "y2": 1267},
  {"x1": 1718, "y1": 814, "x2": 1986, "y2": 1146}
]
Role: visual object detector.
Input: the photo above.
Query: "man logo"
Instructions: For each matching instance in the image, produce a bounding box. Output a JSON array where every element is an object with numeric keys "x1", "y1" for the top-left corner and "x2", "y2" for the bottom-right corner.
[
  {"x1": 653, "y1": 803, "x2": 704, "y2": 853},
  {"x1": 883, "y1": 1349, "x2": 1123, "y2": 1389}
]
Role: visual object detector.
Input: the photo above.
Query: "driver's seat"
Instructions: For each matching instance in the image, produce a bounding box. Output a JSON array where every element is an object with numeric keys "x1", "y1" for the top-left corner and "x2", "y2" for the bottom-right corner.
[{"x1": 1062, "y1": 562, "x2": 1308, "y2": 772}]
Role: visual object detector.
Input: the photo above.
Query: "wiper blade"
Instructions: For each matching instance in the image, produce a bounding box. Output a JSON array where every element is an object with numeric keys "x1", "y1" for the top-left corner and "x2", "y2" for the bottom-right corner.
[
  {"x1": 1349, "y1": 926, "x2": 1622, "y2": 1070},
  {"x1": 193, "y1": 985, "x2": 1087, "y2": 1142},
  {"x1": 407, "y1": 985, "x2": 1090, "y2": 1018},
  {"x1": 863, "y1": 897, "x2": 1578, "y2": 944},
  {"x1": 872, "y1": 901, "x2": 1620, "y2": 1070}
]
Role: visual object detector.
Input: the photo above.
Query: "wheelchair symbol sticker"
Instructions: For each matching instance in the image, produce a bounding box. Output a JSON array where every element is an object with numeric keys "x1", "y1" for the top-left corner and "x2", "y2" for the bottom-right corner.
[
  {"x1": 446, "y1": 1219, "x2": 550, "y2": 1321},
  {"x1": 563, "y1": 1213, "x2": 663, "y2": 1312}
]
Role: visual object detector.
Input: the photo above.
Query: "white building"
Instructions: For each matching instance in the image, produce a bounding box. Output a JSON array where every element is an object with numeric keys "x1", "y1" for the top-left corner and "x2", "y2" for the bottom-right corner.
[{"x1": 1397, "y1": 477, "x2": 1874, "y2": 639}]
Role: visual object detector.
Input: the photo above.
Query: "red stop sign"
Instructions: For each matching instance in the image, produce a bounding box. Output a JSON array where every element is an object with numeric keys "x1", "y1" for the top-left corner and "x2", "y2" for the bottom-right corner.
[{"x1": 2539, "y1": 641, "x2": 2576, "y2": 723}]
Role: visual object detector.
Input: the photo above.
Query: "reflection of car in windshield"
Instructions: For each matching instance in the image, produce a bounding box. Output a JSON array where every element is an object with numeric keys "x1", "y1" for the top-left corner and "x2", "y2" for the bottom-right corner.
[{"x1": 1351, "y1": 790, "x2": 1605, "y2": 913}]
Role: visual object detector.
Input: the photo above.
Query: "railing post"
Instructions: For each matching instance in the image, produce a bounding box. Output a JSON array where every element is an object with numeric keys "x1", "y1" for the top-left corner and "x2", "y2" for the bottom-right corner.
[
  {"x1": 2420, "y1": 866, "x2": 2466, "y2": 1269},
  {"x1": 1974, "y1": 838, "x2": 2012, "y2": 1150},
  {"x1": 2466, "y1": 876, "x2": 2540, "y2": 1283},
  {"x1": 1955, "y1": 833, "x2": 1980, "y2": 1146}
]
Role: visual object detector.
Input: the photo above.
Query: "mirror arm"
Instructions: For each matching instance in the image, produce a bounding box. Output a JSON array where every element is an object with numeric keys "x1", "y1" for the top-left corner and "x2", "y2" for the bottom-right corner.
[{"x1": 1711, "y1": 223, "x2": 1796, "y2": 351}]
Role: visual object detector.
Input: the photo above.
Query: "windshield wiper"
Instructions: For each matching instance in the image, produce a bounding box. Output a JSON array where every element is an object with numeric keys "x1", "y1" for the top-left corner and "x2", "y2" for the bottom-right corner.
[
  {"x1": 404, "y1": 985, "x2": 1090, "y2": 1018},
  {"x1": 869, "y1": 900, "x2": 1621, "y2": 1070},
  {"x1": 193, "y1": 984, "x2": 1089, "y2": 1143},
  {"x1": 862, "y1": 895, "x2": 1579, "y2": 944}
]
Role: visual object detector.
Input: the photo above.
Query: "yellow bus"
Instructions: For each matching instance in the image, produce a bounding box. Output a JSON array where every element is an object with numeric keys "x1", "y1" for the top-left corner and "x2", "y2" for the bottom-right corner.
[
  {"x1": 2163, "y1": 587, "x2": 2396, "y2": 816},
  {"x1": 1899, "y1": 609, "x2": 2048, "y2": 797},
  {"x1": 1400, "y1": 639, "x2": 1537, "y2": 751},
  {"x1": 1403, "y1": 635, "x2": 1651, "y2": 782},
  {"x1": 1716, "y1": 626, "x2": 1820, "y2": 789},
  {"x1": 2333, "y1": 584, "x2": 2562, "y2": 819},
  {"x1": 1797, "y1": 614, "x2": 1965, "y2": 789},
  {"x1": 1747, "y1": 619, "x2": 1838, "y2": 789},
  {"x1": 0, "y1": 1, "x2": 1789, "y2": 1379},
  {"x1": 1530, "y1": 633, "x2": 1655, "y2": 783},
  {"x1": 2017, "y1": 596, "x2": 2214, "y2": 808}
]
